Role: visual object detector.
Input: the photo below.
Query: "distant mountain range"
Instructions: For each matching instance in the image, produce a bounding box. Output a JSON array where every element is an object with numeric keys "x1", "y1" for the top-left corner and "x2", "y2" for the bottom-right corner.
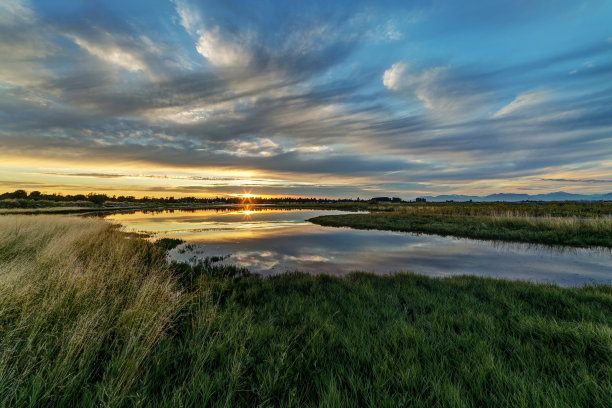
[{"x1": 414, "y1": 192, "x2": 612, "y2": 202}]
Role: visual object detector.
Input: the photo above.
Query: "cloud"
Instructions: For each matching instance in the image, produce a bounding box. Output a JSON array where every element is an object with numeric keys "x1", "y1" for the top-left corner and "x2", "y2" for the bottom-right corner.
[
  {"x1": 195, "y1": 27, "x2": 251, "y2": 67},
  {"x1": 410, "y1": 66, "x2": 452, "y2": 110},
  {"x1": 69, "y1": 34, "x2": 148, "y2": 74},
  {"x1": 0, "y1": 0, "x2": 53, "y2": 87},
  {"x1": 383, "y1": 62, "x2": 489, "y2": 117},
  {"x1": 382, "y1": 62, "x2": 406, "y2": 91},
  {"x1": 224, "y1": 138, "x2": 283, "y2": 157},
  {"x1": 541, "y1": 178, "x2": 612, "y2": 184},
  {"x1": 0, "y1": 0, "x2": 34, "y2": 25},
  {"x1": 491, "y1": 90, "x2": 550, "y2": 119},
  {"x1": 172, "y1": 0, "x2": 201, "y2": 35},
  {"x1": 172, "y1": 0, "x2": 250, "y2": 67}
]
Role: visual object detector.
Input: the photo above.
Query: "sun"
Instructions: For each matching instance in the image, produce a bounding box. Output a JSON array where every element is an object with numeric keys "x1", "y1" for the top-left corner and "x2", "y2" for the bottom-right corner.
[
  {"x1": 234, "y1": 193, "x2": 259, "y2": 198},
  {"x1": 230, "y1": 192, "x2": 260, "y2": 204}
]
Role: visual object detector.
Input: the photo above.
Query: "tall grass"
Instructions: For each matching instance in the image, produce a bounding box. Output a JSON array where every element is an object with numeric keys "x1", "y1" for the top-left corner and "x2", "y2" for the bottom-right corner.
[
  {"x1": 0, "y1": 216, "x2": 180, "y2": 406},
  {"x1": 1, "y1": 215, "x2": 611, "y2": 406}
]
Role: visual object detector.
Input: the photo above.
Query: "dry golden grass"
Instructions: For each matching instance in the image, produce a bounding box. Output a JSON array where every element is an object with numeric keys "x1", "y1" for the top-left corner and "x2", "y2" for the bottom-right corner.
[
  {"x1": 0, "y1": 216, "x2": 181, "y2": 406},
  {"x1": 0, "y1": 207, "x2": 104, "y2": 215}
]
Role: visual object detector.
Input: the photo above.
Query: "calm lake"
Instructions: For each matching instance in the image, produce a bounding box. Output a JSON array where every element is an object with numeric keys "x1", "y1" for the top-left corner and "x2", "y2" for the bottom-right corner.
[{"x1": 105, "y1": 207, "x2": 612, "y2": 286}]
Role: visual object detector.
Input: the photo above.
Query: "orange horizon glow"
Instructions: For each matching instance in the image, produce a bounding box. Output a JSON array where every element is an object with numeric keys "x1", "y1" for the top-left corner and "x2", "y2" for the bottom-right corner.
[
  {"x1": 1, "y1": 157, "x2": 611, "y2": 199},
  {"x1": 230, "y1": 193, "x2": 260, "y2": 199}
]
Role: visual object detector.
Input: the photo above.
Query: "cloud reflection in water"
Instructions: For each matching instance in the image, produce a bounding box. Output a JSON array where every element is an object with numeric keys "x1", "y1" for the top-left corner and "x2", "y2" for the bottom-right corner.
[{"x1": 107, "y1": 208, "x2": 612, "y2": 286}]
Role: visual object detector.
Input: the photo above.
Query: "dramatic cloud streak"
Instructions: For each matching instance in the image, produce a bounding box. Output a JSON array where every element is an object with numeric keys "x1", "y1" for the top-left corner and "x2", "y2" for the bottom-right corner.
[{"x1": 0, "y1": 0, "x2": 611, "y2": 198}]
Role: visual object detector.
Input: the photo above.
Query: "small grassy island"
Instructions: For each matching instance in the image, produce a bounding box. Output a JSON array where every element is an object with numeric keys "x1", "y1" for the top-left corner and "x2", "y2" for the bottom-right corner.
[
  {"x1": 0, "y1": 215, "x2": 610, "y2": 407},
  {"x1": 310, "y1": 201, "x2": 612, "y2": 248}
]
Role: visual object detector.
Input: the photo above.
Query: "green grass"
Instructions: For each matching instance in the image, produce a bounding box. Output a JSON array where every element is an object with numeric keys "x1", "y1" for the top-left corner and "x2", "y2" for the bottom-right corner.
[
  {"x1": 154, "y1": 237, "x2": 186, "y2": 251},
  {"x1": 1, "y1": 216, "x2": 611, "y2": 407},
  {"x1": 372, "y1": 201, "x2": 612, "y2": 218},
  {"x1": 310, "y1": 212, "x2": 612, "y2": 248}
]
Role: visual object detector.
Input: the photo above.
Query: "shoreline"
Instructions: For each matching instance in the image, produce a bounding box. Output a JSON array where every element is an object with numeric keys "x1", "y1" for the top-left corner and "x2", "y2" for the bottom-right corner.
[{"x1": 309, "y1": 212, "x2": 612, "y2": 248}]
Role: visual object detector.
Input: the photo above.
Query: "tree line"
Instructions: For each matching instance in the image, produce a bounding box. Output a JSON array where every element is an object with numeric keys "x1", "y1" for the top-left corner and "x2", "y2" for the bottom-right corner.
[{"x1": 0, "y1": 190, "x2": 365, "y2": 206}]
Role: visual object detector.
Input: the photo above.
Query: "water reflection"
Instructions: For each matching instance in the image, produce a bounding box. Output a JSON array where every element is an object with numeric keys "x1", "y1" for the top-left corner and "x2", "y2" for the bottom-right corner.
[{"x1": 106, "y1": 207, "x2": 612, "y2": 286}]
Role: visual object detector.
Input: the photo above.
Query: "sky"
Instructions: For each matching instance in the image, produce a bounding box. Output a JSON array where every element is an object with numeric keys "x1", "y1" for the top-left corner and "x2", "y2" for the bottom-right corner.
[{"x1": 0, "y1": 0, "x2": 611, "y2": 199}]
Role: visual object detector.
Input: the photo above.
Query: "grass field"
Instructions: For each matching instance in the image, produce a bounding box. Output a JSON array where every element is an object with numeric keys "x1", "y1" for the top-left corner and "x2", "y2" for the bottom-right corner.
[
  {"x1": 310, "y1": 202, "x2": 612, "y2": 248},
  {"x1": 1, "y1": 215, "x2": 611, "y2": 407}
]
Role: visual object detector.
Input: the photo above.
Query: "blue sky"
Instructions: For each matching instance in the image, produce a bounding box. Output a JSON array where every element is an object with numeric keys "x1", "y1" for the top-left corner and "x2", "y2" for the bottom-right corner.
[{"x1": 0, "y1": 0, "x2": 611, "y2": 198}]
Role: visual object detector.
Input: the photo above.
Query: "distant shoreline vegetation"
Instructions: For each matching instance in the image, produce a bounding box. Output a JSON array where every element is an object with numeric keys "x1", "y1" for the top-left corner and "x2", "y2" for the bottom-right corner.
[
  {"x1": 1, "y1": 189, "x2": 611, "y2": 210},
  {"x1": 0, "y1": 189, "x2": 368, "y2": 208}
]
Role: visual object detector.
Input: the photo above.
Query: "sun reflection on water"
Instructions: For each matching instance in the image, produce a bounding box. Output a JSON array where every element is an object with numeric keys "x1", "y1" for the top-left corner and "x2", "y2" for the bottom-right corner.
[{"x1": 104, "y1": 207, "x2": 612, "y2": 286}]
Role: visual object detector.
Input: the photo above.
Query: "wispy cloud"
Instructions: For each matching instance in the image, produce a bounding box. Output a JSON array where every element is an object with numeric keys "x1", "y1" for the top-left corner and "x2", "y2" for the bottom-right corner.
[
  {"x1": 68, "y1": 34, "x2": 148, "y2": 74},
  {"x1": 541, "y1": 178, "x2": 612, "y2": 184},
  {"x1": 383, "y1": 62, "x2": 491, "y2": 118},
  {"x1": 491, "y1": 90, "x2": 551, "y2": 119},
  {"x1": 172, "y1": 0, "x2": 251, "y2": 67}
]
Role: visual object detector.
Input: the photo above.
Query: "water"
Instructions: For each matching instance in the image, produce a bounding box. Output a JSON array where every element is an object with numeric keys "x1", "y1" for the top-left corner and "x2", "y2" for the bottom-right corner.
[{"x1": 105, "y1": 207, "x2": 612, "y2": 286}]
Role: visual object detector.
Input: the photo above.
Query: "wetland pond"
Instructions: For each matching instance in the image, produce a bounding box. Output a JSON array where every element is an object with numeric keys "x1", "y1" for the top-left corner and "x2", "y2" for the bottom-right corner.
[{"x1": 105, "y1": 207, "x2": 612, "y2": 286}]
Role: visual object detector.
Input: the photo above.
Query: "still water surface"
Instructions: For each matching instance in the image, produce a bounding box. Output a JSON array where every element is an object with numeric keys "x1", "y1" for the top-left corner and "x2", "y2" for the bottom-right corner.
[{"x1": 105, "y1": 207, "x2": 611, "y2": 286}]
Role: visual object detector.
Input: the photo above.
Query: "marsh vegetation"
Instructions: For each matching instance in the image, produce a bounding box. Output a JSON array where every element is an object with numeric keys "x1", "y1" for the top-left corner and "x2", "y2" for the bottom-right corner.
[
  {"x1": 311, "y1": 202, "x2": 612, "y2": 248},
  {"x1": 1, "y1": 215, "x2": 611, "y2": 406}
]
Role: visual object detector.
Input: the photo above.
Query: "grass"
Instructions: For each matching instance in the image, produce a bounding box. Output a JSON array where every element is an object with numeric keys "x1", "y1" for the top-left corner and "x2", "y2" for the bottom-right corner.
[
  {"x1": 1, "y1": 215, "x2": 611, "y2": 406},
  {"x1": 310, "y1": 204, "x2": 612, "y2": 248},
  {"x1": 370, "y1": 201, "x2": 612, "y2": 218},
  {"x1": 0, "y1": 216, "x2": 180, "y2": 406},
  {"x1": 154, "y1": 238, "x2": 186, "y2": 251}
]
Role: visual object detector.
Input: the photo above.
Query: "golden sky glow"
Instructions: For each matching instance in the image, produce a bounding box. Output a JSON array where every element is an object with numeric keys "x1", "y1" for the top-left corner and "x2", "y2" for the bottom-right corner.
[{"x1": 1, "y1": 154, "x2": 611, "y2": 199}]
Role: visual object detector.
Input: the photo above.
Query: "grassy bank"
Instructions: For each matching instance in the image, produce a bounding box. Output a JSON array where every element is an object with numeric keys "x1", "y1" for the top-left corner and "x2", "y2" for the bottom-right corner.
[
  {"x1": 310, "y1": 211, "x2": 612, "y2": 248},
  {"x1": 1, "y1": 216, "x2": 611, "y2": 406},
  {"x1": 371, "y1": 201, "x2": 612, "y2": 218}
]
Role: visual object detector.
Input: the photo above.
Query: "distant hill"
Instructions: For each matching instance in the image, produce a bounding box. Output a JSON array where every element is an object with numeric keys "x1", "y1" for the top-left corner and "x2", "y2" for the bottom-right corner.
[{"x1": 415, "y1": 192, "x2": 612, "y2": 202}]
